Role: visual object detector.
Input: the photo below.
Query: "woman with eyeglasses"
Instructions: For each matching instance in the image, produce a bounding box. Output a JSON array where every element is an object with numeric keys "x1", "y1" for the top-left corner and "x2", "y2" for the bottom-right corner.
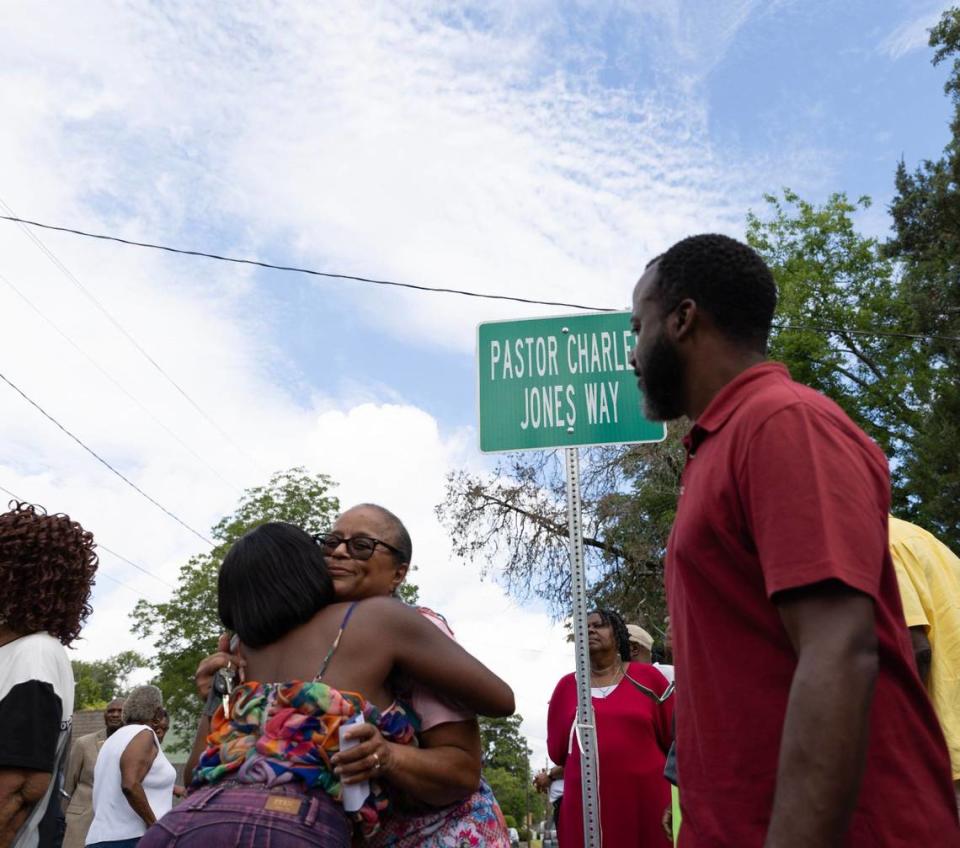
[
  {"x1": 546, "y1": 608, "x2": 675, "y2": 848},
  {"x1": 142, "y1": 520, "x2": 513, "y2": 847},
  {"x1": 190, "y1": 504, "x2": 514, "y2": 847}
]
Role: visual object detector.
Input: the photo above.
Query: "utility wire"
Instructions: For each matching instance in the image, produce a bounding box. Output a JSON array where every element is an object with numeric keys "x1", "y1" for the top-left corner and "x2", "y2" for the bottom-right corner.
[
  {"x1": 0, "y1": 202, "x2": 266, "y2": 473},
  {"x1": 0, "y1": 270, "x2": 240, "y2": 493},
  {"x1": 0, "y1": 371, "x2": 214, "y2": 547},
  {"x1": 0, "y1": 214, "x2": 617, "y2": 312},
  {"x1": 0, "y1": 483, "x2": 163, "y2": 603},
  {"x1": 1, "y1": 213, "x2": 957, "y2": 344},
  {"x1": 98, "y1": 545, "x2": 178, "y2": 590}
]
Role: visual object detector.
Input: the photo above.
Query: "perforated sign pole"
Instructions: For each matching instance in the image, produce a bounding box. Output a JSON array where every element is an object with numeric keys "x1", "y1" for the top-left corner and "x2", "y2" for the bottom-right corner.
[{"x1": 565, "y1": 446, "x2": 601, "y2": 848}]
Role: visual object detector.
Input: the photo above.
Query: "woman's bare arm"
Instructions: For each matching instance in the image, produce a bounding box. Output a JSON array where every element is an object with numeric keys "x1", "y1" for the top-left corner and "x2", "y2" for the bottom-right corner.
[{"x1": 119, "y1": 730, "x2": 160, "y2": 827}]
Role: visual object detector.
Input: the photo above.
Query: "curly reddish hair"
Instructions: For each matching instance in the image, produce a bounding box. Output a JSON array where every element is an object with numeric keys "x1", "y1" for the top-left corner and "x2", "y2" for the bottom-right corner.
[{"x1": 0, "y1": 502, "x2": 98, "y2": 645}]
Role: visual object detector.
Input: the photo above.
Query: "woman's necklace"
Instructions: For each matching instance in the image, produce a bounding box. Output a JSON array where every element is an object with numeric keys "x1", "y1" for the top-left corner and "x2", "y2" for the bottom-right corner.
[{"x1": 590, "y1": 661, "x2": 624, "y2": 698}]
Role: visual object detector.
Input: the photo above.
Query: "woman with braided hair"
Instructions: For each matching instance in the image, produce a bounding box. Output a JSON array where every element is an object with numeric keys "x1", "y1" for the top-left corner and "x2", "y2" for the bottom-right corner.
[{"x1": 547, "y1": 608, "x2": 675, "y2": 847}]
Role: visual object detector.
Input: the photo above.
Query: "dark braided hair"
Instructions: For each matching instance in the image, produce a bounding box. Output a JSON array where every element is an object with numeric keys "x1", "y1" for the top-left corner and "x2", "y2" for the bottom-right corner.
[
  {"x1": 591, "y1": 608, "x2": 631, "y2": 662},
  {"x1": 652, "y1": 233, "x2": 777, "y2": 353},
  {"x1": 0, "y1": 502, "x2": 98, "y2": 645}
]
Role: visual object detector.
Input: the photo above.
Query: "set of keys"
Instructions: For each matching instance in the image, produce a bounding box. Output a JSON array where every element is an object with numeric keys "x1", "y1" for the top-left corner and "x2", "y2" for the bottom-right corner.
[{"x1": 212, "y1": 662, "x2": 236, "y2": 719}]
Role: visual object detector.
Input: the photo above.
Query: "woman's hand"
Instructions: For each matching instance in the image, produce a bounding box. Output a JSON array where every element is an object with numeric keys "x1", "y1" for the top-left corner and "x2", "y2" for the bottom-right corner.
[
  {"x1": 194, "y1": 633, "x2": 245, "y2": 699},
  {"x1": 331, "y1": 723, "x2": 395, "y2": 785}
]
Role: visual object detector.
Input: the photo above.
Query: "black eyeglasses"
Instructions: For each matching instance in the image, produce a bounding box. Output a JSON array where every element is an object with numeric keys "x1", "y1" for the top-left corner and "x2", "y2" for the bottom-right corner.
[{"x1": 314, "y1": 532, "x2": 404, "y2": 561}]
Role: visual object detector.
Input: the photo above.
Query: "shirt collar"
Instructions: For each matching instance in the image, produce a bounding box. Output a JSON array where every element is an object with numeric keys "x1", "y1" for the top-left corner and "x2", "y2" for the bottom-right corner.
[{"x1": 683, "y1": 361, "x2": 789, "y2": 454}]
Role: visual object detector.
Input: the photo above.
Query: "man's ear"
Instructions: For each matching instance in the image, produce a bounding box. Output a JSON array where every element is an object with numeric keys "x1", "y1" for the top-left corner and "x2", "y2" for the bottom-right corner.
[
  {"x1": 392, "y1": 562, "x2": 410, "y2": 591},
  {"x1": 673, "y1": 298, "x2": 698, "y2": 341}
]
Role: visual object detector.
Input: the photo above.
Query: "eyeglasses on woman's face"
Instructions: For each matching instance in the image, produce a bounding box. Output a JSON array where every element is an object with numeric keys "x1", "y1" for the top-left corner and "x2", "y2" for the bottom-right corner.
[{"x1": 314, "y1": 532, "x2": 404, "y2": 561}]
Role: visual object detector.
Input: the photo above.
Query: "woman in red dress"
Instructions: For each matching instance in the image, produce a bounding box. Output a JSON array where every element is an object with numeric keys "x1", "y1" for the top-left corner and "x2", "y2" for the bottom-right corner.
[{"x1": 547, "y1": 609, "x2": 674, "y2": 847}]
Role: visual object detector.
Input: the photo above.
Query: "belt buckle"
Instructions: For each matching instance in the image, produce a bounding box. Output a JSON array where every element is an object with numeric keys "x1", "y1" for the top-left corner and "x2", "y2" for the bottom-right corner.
[{"x1": 264, "y1": 795, "x2": 302, "y2": 815}]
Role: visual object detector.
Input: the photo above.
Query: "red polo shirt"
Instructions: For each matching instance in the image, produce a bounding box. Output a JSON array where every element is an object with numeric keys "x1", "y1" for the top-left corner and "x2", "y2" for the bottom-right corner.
[{"x1": 667, "y1": 362, "x2": 959, "y2": 847}]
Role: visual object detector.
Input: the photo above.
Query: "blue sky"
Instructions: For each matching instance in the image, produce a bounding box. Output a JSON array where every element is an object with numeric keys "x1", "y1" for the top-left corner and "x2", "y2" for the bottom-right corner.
[{"x1": 0, "y1": 0, "x2": 952, "y2": 763}]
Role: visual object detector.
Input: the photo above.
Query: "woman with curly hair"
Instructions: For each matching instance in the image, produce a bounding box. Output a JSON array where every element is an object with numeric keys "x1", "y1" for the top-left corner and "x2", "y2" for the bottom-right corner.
[
  {"x1": 0, "y1": 501, "x2": 98, "y2": 848},
  {"x1": 547, "y1": 608, "x2": 675, "y2": 847}
]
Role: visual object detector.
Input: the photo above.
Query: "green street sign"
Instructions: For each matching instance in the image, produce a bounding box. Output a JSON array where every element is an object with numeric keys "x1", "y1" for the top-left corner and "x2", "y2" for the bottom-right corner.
[{"x1": 477, "y1": 311, "x2": 667, "y2": 452}]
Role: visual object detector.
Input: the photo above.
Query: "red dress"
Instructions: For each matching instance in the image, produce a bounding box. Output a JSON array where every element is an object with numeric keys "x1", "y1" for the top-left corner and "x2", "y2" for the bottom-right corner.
[{"x1": 547, "y1": 662, "x2": 674, "y2": 848}]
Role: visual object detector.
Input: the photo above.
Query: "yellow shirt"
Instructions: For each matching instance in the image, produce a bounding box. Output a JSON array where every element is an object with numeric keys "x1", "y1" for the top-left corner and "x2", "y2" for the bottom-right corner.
[{"x1": 889, "y1": 516, "x2": 960, "y2": 779}]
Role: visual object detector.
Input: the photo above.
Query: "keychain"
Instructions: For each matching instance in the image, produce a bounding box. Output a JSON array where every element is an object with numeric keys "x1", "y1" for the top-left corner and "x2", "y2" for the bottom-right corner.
[{"x1": 213, "y1": 663, "x2": 235, "y2": 719}]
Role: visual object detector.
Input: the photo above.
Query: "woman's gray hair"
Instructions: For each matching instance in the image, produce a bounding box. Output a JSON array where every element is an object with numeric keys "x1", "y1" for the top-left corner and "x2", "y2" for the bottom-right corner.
[{"x1": 121, "y1": 684, "x2": 164, "y2": 725}]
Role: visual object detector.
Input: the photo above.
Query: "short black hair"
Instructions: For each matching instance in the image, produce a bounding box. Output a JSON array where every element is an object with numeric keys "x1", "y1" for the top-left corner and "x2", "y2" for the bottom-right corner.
[
  {"x1": 590, "y1": 608, "x2": 631, "y2": 662},
  {"x1": 353, "y1": 503, "x2": 413, "y2": 564},
  {"x1": 652, "y1": 234, "x2": 777, "y2": 352},
  {"x1": 218, "y1": 522, "x2": 334, "y2": 649}
]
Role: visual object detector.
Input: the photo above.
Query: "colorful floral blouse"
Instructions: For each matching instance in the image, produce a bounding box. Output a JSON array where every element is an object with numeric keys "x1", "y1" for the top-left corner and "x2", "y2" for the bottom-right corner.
[{"x1": 192, "y1": 679, "x2": 418, "y2": 837}]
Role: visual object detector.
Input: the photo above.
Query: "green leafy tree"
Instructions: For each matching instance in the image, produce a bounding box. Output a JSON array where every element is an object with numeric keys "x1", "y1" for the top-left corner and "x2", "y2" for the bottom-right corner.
[
  {"x1": 746, "y1": 189, "x2": 934, "y2": 516},
  {"x1": 479, "y1": 715, "x2": 547, "y2": 828},
  {"x1": 131, "y1": 468, "x2": 340, "y2": 751},
  {"x1": 883, "y1": 6, "x2": 960, "y2": 548},
  {"x1": 72, "y1": 650, "x2": 147, "y2": 709}
]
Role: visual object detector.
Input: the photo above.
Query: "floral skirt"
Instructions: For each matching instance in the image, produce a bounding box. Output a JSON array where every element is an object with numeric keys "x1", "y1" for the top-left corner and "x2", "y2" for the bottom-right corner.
[{"x1": 366, "y1": 779, "x2": 510, "y2": 848}]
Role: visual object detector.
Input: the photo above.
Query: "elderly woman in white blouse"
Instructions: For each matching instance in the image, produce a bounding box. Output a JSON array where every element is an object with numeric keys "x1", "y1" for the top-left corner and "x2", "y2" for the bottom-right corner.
[{"x1": 86, "y1": 685, "x2": 176, "y2": 848}]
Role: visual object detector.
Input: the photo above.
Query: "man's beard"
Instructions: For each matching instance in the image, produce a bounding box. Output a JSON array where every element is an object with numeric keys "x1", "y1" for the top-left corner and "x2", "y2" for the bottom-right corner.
[{"x1": 639, "y1": 332, "x2": 686, "y2": 422}]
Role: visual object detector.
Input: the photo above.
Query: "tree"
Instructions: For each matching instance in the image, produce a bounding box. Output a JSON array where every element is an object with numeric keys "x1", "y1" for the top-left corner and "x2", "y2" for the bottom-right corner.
[
  {"x1": 72, "y1": 650, "x2": 147, "y2": 709},
  {"x1": 480, "y1": 715, "x2": 532, "y2": 774},
  {"x1": 131, "y1": 468, "x2": 341, "y2": 750},
  {"x1": 883, "y1": 6, "x2": 960, "y2": 548},
  {"x1": 746, "y1": 189, "x2": 936, "y2": 517},
  {"x1": 438, "y1": 434, "x2": 684, "y2": 632}
]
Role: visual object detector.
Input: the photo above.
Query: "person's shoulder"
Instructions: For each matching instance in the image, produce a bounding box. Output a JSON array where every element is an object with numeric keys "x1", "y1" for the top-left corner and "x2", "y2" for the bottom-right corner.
[
  {"x1": 626, "y1": 661, "x2": 668, "y2": 685},
  {"x1": 0, "y1": 632, "x2": 71, "y2": 688}
]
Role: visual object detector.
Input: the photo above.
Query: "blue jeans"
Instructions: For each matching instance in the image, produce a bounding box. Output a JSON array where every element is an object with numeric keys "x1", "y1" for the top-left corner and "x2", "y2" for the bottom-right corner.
[
  {"x1": 138, "y1": 782, "x2": 351, "y2": 847},
  {"x1": 87, "y1": 841, "x2": 141, "y2": 848}
]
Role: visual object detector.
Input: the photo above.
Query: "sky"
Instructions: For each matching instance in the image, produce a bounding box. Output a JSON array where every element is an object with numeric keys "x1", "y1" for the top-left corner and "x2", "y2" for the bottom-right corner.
[{"x1": 0, "y1": 0, "x2": 953, "y2": 769}]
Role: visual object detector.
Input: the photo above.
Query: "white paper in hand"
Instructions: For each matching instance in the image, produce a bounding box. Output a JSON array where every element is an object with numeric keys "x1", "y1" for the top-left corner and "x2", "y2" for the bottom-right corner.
[{"x1": 338, "y1": 713, "x2": 370, "y2": 812}]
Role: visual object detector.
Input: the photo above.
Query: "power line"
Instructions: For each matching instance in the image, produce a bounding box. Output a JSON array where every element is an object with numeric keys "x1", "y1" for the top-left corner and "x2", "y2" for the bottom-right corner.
[
  {"x1": 0, "y1": 202, "x2": 267, "y2": 473},
  {"x1": 0, "y1": 214, "x2": 616, "y2": 312},
  {"x1": 0, "y1": 269, "x2": 240, "y2": 493},
  {"x1": 0, "y1": 483, "x2": 163, "y2": 603},
  {"x1": 98, "y1": 544, "x2": 178, "y2": 590},
  {"x1": 1, "y1": 213, "x2": 957, "y2": 344},
  {"x1": 0, "y1": 371, "x2": 214, "y2": 546}
]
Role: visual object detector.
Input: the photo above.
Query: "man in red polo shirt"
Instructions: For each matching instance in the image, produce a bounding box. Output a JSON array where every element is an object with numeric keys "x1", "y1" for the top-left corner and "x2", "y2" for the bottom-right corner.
[{"x1": 628, "y1": 233, "x2": 959, "y2": 847}]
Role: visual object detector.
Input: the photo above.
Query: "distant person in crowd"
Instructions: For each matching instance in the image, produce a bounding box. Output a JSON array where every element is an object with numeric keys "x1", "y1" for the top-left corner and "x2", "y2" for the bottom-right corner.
[
  {"x1": 626, "y1": 624, "x2": 653, "y2": 662},
  {"x1": 547, "y1": 609, "x2": 673, "y2": 847},
  {"x1": 151, "y1": 711, "x2": 169, "y2": 746},
  {"x1": 533, "y1": 764, "x2": 564, "y2": 828},
  {"x1": 142, "y1": 521, "x2": 513, "y2": 847},
  {"x1": 86, "y1": 685, "x2": 175, "y2": 848},
  {"x1": 0, "y1": 501, "x2": 98, "y2": 848},
  {"x1": 889, "y1": 515, "x2": 960, "y2": 808},
  {"x1": 629, "y1": 624, "x2": 675, "y2": 684},
  {"x1": 629, "y1": 233, "x2": 960, "y2": 845},
  {"x1": 191, "y1": 504, "x2": 513, "y2": 847},
  {"x1": 62, "y1": 698, "x2": 125, "y2": 848}
]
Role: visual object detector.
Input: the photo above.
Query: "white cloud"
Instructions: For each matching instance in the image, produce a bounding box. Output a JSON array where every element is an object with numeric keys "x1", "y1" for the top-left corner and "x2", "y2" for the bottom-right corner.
[
  {"x1": 0, "y1": 0, "x2": 829, "y2": 770},
  {"x1": 880, "y1": 6, "x2": 944, "y2": 59}
]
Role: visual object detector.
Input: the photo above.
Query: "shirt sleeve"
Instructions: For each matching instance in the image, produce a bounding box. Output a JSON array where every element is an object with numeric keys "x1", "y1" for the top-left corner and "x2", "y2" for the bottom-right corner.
[
  {"x1": 407, "y1": 607, "x2": 476, "y2": 730},
  {"x1": 890, "y1": 538, "x2": 932, "y2": 630},
  {"x1": 0, "y1": 680, "x2": 63, "y2": 771},
  {"x1": 740, "y1": 403, "x2": 889, "y2": 600},
  {"x1": 546, "y1": 674, "x2": 575, "y2": 766}
]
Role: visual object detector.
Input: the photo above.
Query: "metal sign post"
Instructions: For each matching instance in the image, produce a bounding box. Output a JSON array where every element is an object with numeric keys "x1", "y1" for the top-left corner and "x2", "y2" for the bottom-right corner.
[
  {"x1": 475, "y1": 311, "x2": 667, "y2": 848},
  {"x1": 565, "y1": 446, "x2": 602, "y2": 848}
]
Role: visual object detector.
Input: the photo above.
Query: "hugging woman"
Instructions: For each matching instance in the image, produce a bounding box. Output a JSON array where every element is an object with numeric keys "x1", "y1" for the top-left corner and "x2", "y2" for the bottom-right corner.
[{"x1": 144, "y1": 515, "x2": 513, "y2": 846}]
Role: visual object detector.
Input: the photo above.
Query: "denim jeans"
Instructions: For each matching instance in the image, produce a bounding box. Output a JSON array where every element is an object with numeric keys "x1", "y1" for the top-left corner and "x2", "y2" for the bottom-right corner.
[{"x1": 138, "y1": 782, "x2": 351, "y2": 847}]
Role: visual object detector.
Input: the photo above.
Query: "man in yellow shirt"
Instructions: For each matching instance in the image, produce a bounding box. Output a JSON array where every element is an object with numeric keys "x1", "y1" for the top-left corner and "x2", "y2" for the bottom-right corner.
[{"x1": 889, "y1": 516, "x2": 960, "y2": 808}]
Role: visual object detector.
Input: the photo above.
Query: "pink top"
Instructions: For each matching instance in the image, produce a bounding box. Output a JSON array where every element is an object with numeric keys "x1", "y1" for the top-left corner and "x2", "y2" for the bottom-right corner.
[{"x1": 409, "y1": 607, "x2": 474, "y2": 731}]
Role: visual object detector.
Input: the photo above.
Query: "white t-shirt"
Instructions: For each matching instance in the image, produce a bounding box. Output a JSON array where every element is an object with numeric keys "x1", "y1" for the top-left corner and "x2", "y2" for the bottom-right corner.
[
  {"x1": 86, "y1": 724, "x2": 176, "y2": 844},
  {"x1": 653, "y1": 663, "x2": 675, "y2": 684},
  {"x1": 0, "y1": 632, "x2": 74, "y2": 848}
]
